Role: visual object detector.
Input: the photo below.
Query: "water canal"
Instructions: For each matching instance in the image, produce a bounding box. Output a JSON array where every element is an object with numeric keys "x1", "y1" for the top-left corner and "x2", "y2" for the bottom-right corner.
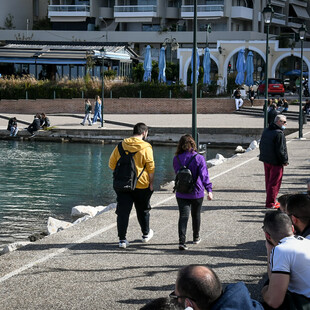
[{"x1": 0, "y1": 140, "x2": 234, "y2": 250}]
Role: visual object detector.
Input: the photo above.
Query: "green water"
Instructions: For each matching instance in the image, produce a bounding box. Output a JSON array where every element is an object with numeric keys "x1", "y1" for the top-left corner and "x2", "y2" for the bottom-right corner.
[{"x1": 0, "y1": 140, "x2": 233, "y2": 249}]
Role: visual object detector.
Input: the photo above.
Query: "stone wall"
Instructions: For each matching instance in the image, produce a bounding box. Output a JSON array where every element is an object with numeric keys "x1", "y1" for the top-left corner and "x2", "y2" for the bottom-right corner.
[{"x1": 0, "y1": 98, "x2": 264, "y2": 114}]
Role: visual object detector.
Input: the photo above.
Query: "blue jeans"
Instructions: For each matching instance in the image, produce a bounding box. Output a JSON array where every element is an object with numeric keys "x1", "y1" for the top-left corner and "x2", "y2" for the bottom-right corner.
[
  {"x1": 92, "y1": 109, "x2": 102, "y2": 123},
  {"x1": 10, "y1": 126, "x2": 18, "y2": 136},
  {"x1": 82, "y1": 112, "x2": 92, "y2": 125},
  {"x1": 176, "y1": 197, "x2": 203, "y2": 244}
]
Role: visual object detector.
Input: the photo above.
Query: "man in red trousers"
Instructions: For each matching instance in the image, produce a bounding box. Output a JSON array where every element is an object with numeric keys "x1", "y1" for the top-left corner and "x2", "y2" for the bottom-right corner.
[{"x1": 259, "y1": 115, "x2": 289, "y2": 209}]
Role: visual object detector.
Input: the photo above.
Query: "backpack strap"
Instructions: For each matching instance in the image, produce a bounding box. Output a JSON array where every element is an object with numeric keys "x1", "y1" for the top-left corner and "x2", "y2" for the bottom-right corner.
[
  {"x1": 177, "y1": 153, "x2": 197, "y2": 169},
  {"x1": 118, "y1": 142, "x2": 145, "y2": 181}
]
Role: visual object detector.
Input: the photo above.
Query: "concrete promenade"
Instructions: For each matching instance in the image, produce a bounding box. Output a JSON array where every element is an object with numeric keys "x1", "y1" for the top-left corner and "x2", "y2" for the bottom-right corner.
[{"x1": 0, "y1": 111, "x2": 309, "y2": 309}]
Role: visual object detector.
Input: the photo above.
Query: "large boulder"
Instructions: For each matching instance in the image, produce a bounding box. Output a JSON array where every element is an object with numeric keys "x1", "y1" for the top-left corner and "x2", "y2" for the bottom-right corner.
[
  {"x1": 207, "y1": 153, "x2": 227, "y2": 168},
  {"x1": 47, "y1": 217, "x2": 73, "y2": 235}
]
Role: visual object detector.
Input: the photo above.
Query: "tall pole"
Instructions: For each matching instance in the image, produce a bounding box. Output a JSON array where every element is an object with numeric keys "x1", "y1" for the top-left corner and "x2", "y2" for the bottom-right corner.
[
  {"x1": 299, "y1": 39, "x2": 304, "y2": 138},
  {"x1": 264, "y1": 23, "x2": 270, "y2": 129},
  {"x1": 192, "y1": 0, "x2": 198, "y2": 145},
  {"x1": 101, "y1": 54, "x2": 104, "y2": 128}
]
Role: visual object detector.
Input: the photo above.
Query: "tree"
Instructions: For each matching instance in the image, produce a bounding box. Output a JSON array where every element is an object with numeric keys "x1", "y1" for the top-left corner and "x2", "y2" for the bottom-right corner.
[{"x1": 5, "y1": 14, "x2": 15, "y2": 30}]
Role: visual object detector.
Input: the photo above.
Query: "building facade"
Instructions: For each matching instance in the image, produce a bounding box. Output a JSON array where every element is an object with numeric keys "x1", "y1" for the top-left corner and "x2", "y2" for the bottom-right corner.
[{"x1": 0, "y1": 0, "x2": 310, "y2": 88}]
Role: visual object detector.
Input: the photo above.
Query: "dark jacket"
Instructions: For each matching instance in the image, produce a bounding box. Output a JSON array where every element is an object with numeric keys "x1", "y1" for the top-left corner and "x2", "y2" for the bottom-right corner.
[
  {"x1": 234, "y1": 90, "x2": 241, "y2": 99},
  {"x1": 31, "y1": 118, "x2": 41, "y2": 131},
  {"x1": 259, "y1": 122, "x2": 288, "y2": 166},
  {"x1": 41, "y1": 117, "x2": 50, "y2": 128},
  {"x1": 211, "y1": 282, "x2": 264, "y2": 310},
  {"x1": 7, "y1": 118, "x2": 17, "y2": 131},
  {"x1": 268, "y1": 108, "x2": 278, "y2": 125}
]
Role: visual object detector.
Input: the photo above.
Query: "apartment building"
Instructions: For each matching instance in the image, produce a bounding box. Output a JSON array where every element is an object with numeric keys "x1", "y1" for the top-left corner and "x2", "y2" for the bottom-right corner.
[{"x1": 0, "y1": 0, "x2": 48, "y2": 30}]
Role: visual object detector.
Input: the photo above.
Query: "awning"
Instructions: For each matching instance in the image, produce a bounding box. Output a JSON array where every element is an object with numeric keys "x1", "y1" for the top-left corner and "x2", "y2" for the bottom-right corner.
[
  {"x1": 35, "y1": 59, "x2": 86, "y2": 65},
  {"x1": 292, "y1": 5, "x2": 310, "y2": 19},
  {"x1": 0, "y1": 58, "x2": 35, "y2": 64}
]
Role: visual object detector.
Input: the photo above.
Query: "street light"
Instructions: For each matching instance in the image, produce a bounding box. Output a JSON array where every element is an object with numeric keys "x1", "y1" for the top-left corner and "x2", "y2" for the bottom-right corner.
[
  {"x1": 205, "y1": 24, "x2": 211, "y2": 47},
  {"x1": 192, "y1": 0, "x2": 198, "y2": 145},
  {"x1": 163, "y1": 37, "x2": 179, "y2": 63},
  {"x1": 262, "y1": 3, "x2": 274, "y2": 129},
  {"x1": 298, "y1": 24, "x2": 307, "y2": 139},
  {"x1": 100, "y1": 47, "x2": 105, "y2": 128}
]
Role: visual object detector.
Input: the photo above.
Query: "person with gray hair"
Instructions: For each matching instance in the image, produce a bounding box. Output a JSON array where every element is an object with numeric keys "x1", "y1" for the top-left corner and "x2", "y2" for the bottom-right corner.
[
  {"x1": 259, "y1": 114, "x2": 289, "y2": 209},
  {"x1": 262, "y1": 211, "x2": 310, "y2": 309}
]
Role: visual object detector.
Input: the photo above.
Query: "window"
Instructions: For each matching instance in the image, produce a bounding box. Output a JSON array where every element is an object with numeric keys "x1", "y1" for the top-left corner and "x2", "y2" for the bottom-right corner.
[{"x1": 142, "y1": 24, "x2": 160, "y2": 31}]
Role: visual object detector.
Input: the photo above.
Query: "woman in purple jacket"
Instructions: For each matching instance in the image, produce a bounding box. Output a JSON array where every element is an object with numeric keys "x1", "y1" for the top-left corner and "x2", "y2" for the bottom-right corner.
[{"x1": 173, "y1": 135, "x2": 213, "y2": 250}]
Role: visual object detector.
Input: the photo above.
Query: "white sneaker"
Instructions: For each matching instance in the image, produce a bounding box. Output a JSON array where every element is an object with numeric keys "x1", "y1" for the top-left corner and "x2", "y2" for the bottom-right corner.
[
  {"x1": 142, "y1": 229, "x2": 154, "y2": 243},
  {"x1": 119, "y1": 240, "x2": 129, "y2": 248}
]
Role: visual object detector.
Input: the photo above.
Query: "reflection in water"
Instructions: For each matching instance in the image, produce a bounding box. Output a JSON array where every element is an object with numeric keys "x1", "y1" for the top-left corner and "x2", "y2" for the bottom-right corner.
[{"x1": 0, "y1": 140, "x2": 233, "y2": 249}]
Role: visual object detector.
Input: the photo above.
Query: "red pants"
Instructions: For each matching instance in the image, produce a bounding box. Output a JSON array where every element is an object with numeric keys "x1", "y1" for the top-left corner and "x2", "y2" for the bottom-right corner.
[{"x1": 264, "y1": 163, "x2": 284, "y2": 208}]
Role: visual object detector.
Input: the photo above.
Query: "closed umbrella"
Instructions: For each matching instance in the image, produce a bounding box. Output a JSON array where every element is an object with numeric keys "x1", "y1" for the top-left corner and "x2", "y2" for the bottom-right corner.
[
  {"x1": 191, "y1": 47, "x2": 200, "y2": 84},
  {"x1": 158, "y1": 47, "x2": 166, "y2": 83},
  {"x1": 143, "y1": 45, "x2": 152, "y2": 82},
  {"x1": 203, "y1": 47, "x2": 211, "y2": 85},
  {"x1": 235, "y1": 49, "x2": 246, "y2": 85},
  {"x1": 245, "y1": 51, "x2": 254, "y2": 86}
]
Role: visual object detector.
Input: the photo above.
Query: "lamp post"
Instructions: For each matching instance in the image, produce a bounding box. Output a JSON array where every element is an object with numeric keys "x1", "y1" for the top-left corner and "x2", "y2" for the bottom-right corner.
[
  {"x1": 298, "y1": 24, "x2": 307, "y2": 139},
  {"x1": 205, "y1": 24, "x2": 211, "y2": 47},
  {"x1": 262, "y1": 3, "x2": 274, "y2": 129},
  {"x1": 100, "y1": 47, "x2": 105, "y2": 128},
  {"x1": 163, "y1": 37, "x2": 179, "y2": 63},
  {"x1": 192, "y1": 0, "x2": 198, "y2": 145}
]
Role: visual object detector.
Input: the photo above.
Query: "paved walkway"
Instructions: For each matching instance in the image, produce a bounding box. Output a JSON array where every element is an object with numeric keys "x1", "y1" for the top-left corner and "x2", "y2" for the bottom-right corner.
[{"x1": 0, "y1": 111, "x2": 309, "y2": 309}]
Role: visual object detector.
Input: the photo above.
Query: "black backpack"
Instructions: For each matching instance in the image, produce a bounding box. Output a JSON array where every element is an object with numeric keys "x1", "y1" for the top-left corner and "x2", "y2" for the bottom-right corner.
[
  {"x1": 173, "y1": 154, "x2": 197, "y2": 194},
  {"x1": 113, "y1": 142, "x2": 145, "y2": 192}
]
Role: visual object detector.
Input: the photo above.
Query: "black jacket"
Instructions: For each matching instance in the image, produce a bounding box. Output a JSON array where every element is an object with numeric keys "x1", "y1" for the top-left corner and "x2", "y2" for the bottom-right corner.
[
  {"x1": 259, "y1": 122, "x2": 288, "y2": 166},
  {"x1": 268, "y1": 108, "x2": 278, "y2": 125}
]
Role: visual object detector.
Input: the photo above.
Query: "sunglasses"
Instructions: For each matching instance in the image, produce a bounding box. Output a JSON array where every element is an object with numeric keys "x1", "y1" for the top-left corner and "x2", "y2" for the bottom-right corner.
[{"x1": 169, "y1": 291, "x2": 196, "y2": 303}]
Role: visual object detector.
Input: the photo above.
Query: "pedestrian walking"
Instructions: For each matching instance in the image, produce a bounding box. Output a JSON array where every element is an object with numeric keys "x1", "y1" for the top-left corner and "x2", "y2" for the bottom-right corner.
[
  {"x1": 80, "y1": 99, "x2": 92, "y2": 126},
  {"x1": 92, "y1": 95, "x2": 103, "y2": 125},
  {"x1": 259, "y1": 115, "x2": 289, "y2": 209},
  {"x1": 173, "y1": 134, "x2": 213, "y2": 250},
  {"x1": 109, "y1": 122, "x2": 155, "y2": 249}
]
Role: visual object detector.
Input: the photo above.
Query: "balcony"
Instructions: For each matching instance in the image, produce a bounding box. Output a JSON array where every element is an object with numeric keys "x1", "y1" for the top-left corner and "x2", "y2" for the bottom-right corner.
[
  {"x1": 288, "y1": 17, "x2": 304, "y2": 28},
  {"x1": 114, "y1": 5, "x2": 157, "y2": 18},
  {"x1": 272, "y1": 12, "x2": 286, "y2": 25},
  {"x1": 231, "y1": 6, "x2": 253, "y2": 20},
  {"x1": 48, "y1": 5, "x2": 90, "y2": 19},
  {"x1": 289, "y1": 0, "x2": 308, "y2": 8},
  {"x1": 181, "y1": 3, "x2": 224, "y2": 19}
]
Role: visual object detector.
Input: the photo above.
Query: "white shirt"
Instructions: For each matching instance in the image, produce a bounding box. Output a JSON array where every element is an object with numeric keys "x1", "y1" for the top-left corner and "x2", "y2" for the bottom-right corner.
[{"x1": 270, "y1": 235, "x2": 310, "y2": 298}]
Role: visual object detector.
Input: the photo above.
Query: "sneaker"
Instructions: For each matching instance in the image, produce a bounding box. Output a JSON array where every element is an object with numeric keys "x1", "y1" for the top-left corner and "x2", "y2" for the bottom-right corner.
[
  {"x1": 92, "y1": 122, "x2": 97, "y2": 124},
  {"x1": 193, "y1": 238, "x2": 201, "y2": 244},
  {"x1": 142, "y1": 229, "x2": 154, "y2": 243},
  {"x1": 30, "y1": 134, "x2": 35, "y2": 138},
  {"x1": 88, "y1": 123, "x2": 92, "y2": 126},
  {"x1": 80, "y1": 123, "x2": 84, "y2": 126},
  {"x1": 119, "y1": 240, "x2": 129, "y2": 248},
  {"x1": 266, "y1": 202, "x2": 280, "y2": 209},
  {"x1": 179, "y1": 244, "x2": 188, "y2": 251}
]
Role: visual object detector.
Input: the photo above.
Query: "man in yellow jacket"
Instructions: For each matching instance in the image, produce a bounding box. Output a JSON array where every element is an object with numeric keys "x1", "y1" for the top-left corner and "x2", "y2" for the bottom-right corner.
[{"x1": 109, "y1": 123, "x2": 155, "y2": 248}]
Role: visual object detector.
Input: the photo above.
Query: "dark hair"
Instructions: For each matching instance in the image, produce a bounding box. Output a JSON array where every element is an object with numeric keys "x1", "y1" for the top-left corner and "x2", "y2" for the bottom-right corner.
[
  {"x1": 278, "y1": 194, "x2": 293, "y2": 213},
  {"x1": 287, "y1": 194, "x2": 310, "y2": 225},
  {"x1": 263, "y1": 211, "x2": 293, "y2": 242},
  {"x1": 175, "y1": 134, "x2": 197, "y2": 155},
  {"x1": 133, "y1": 122, "x2": 148, "y2": 135},
  {"x1": 176, "y1": 265, "x2": 222, "y2": 310},
  {"x1": 140, "y1": 297, "x2": 182, "y2": 310}
]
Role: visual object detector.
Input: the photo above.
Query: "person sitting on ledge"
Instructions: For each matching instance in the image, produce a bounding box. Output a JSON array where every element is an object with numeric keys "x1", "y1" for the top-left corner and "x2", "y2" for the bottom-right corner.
[
  {"x1": 40, "y1": 113, "x2": 50, "y2": 129},
  {"x1": 27, "y1": 113, "x2": 41, "y2": 136},
  {"x1": 7, "y1": 117, "x2": 18, "y2": 137}
]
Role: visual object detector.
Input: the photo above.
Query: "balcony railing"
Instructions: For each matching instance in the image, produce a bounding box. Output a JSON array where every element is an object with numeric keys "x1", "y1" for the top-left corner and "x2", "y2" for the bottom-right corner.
[
  {"x1": 273, "y1": 13, "x2": 286, "y2": 21},
  {"x1": 48, "y1": 5, "x2": 90, "y2": 13},
  {"x1": 181, "y1": 4, "x2": 224, "y2": 18},
  {"x1": 114, "y1": 5, "x2": 157, "y2": 13}
]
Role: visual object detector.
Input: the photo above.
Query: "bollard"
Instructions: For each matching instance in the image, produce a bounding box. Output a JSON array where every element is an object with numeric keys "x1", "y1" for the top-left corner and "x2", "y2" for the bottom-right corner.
[
  {"x1": 53, "y1": 90, "x2": 56, "y2": 99},
  {"x1": 169, "y1": 89, "x2": 172, "y2": 99},
  {"x1": 200, "y1": 90, "x2": 202, "y2": 98},
  {"x1": 81, "y1": 90, "x2": 84, "y2": 99},
  {"x1": 26, "y1": 91, "x2": 28, "y2": 100},
  {"x1": 110, "y1": 90, "x2": 112, "y2": 98},
  {"x1": 139, "y1": 90, "x2": 142, "y2": 98}
]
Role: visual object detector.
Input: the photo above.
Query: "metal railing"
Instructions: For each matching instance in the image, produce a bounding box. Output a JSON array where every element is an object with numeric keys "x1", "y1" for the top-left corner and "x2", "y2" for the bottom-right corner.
[
  {"x1": 48, "y1": 5, "x2": 90, "y2": 13},
  {"x1": 114, "y1": 5, "x2": 157, "y2": 13},
  {"x1": 181, "y1": 4, "x2": 224, "y2": 13}
]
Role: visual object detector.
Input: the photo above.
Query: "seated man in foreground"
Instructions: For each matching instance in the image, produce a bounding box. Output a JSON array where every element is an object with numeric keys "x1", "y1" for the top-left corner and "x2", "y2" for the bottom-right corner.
[
  {"x1": 171, "y1": 264, "x2": 263, "y2": 310},
  {"x1": 262, "y1": 211, "x2": 310, "y2": 309}
]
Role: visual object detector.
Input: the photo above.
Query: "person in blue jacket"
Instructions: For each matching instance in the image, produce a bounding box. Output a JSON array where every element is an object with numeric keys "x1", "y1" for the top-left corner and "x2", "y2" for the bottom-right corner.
[
  {"x1": 92, "y1": 95, "x2": 103, "y2": 125},
  {"x1": 170, "y1": 264, "x2": 264, "y2": 310}
]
